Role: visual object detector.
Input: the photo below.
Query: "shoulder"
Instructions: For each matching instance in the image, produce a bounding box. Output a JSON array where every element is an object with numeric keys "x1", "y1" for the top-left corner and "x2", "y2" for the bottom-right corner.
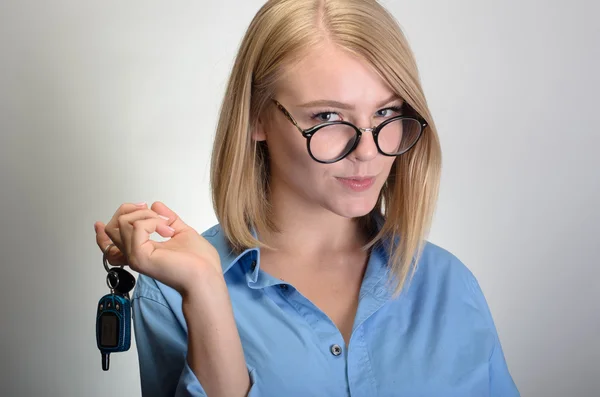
[
  {"x1": 199, "y1": 223, "x2": 240, "y2": 274},
  {"x1": 384, "y1": 241, "x2": 516, "y2": 391},
  {"x1": 403, "y1": 240, "x2": 491, "y2": 327},
  {"x1": 200, "y1": 223, "x2": 221, "y2": 239},
  {"x1": 408, "y1": 241, "x2": 510, "y2": 365},
  {"x1": 412, "y1": 240, "x2": 480, "y2": 292}
]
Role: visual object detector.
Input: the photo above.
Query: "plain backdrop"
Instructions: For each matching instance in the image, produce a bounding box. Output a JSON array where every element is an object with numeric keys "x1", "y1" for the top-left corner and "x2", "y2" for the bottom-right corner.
[{"x1": 1, "y1": 0, "x2": 598, "y2": 396}]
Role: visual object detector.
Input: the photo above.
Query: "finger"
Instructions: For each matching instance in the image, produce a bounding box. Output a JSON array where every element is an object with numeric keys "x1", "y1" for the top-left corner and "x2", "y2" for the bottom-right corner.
[
  {"x1": 129, "y1": 218, "x2": 173, "y2": 272},
  {"x1": 94, "y1": 221, "x2": 126, "y2": 265},
  {"x1": 117, "y1": 208, "x2": 170, "y2": 245},
  {"x1": 150, "y1": 201, "x2": 190, "y2": 234},
  {"x1": 105, "y1": 202, "x2": 148, "y2": 245},
  {"x1": 118, "y1": 208, "x2": 169, "y2": 228},
  {"x1": 118, "y1": 209, "x2": 171, "y2": 259}
]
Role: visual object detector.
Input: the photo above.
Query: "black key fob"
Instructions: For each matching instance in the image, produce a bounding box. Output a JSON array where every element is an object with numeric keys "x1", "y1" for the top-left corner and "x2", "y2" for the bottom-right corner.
[{"x1": 106, "y1": 268, "x2": 136, "y2": 296}]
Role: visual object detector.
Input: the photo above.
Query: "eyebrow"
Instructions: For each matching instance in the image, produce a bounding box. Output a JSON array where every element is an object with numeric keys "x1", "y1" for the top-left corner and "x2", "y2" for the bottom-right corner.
[{"x1": 296, "y1": 94, "x2": 402, "y2": 110}]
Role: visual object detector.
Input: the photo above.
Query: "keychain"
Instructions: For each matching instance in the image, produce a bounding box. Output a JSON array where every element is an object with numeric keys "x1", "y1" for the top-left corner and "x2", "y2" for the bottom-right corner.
[{"x1": 96, "y1": 243, "x2": 136, "y2": 370}]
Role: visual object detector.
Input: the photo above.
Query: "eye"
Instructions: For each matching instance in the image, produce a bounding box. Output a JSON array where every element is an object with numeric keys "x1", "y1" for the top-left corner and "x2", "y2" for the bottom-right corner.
[
  {"x1": 375, "y1": 106, "x2": 404, "y2": 118},
  {"x1": 311, "y1": 111, "x2": 343, "y2": 123}
]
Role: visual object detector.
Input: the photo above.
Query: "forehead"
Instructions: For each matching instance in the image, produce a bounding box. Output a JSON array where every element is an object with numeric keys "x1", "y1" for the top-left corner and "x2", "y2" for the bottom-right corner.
[{"x1": 276, "y1": 44, "x2": 395, "y2": 106}]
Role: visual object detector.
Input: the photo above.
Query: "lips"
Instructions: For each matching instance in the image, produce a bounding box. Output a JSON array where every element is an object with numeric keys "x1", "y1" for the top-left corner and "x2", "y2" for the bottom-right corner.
[
  {"x1": 335, "y1": 176, "x2": 376, "y2": 192},
  {"x1": 340, "y1": 176, "x2": 375, "y2": 180}
]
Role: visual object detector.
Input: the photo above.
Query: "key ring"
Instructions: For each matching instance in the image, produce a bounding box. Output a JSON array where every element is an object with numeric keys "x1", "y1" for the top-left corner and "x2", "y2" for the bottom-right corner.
[
  {"x1": 106, "y1": 270, "x2": 120, "y2": 291},
  {"x1": 103, "y1": 243, "x2": 125, "y2": 273}
]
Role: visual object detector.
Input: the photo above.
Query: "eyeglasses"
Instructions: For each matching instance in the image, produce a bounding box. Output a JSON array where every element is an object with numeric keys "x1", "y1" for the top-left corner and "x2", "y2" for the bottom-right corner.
[{"x1": 272, "y1": 99, "x2": 427, "y2": 164}]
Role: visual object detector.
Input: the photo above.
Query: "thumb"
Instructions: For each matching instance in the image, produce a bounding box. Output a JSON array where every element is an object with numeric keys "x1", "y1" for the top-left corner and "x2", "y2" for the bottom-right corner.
[
  {"x1": 150, "y1": 201, "x2": 190, "y2": 233},
  {"x1": 95, "y1": 221, "x2": 111, "y2": 247}
]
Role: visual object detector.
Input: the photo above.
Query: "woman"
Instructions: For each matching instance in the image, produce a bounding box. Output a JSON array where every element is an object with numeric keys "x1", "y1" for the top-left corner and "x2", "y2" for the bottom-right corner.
[{"x1": 94, "y1": 0, "x2": 519, "y2": 396}]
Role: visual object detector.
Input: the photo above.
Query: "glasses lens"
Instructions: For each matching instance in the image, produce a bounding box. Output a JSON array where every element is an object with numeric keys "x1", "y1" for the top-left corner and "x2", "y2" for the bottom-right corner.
[
  {"x1": 377, "y1": 118, "x2": 422, "y2": 155},
  {"x1": 309, "y1": 124, "x2": 357, "y2": 162}
]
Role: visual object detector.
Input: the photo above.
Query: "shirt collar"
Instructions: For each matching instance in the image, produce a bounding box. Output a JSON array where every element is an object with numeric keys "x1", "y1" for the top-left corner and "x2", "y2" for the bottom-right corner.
[{"x1": 217, "y1": 212, "x2": 394, "y2": 293}]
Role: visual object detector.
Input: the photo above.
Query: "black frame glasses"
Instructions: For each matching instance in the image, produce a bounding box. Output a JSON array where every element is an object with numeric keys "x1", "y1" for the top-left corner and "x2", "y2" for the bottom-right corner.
[{"x1": 272, "y1": 99, "x2": 428, "y2": 164}]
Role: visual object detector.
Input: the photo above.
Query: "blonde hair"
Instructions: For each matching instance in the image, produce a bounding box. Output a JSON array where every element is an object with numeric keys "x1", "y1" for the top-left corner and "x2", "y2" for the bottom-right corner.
[{"x1": 211, "y1": 0, "x2": 442, "y2": 295}]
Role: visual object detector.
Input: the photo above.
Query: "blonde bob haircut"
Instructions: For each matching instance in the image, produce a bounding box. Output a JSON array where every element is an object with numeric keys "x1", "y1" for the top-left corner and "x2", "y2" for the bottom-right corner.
[{"x1": 211, "y1": 0, "x2": 442, "y2": 295}]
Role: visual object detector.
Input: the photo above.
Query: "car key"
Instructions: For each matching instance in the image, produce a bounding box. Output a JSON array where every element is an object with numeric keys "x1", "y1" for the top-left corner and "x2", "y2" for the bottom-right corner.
[
  {"x1": 96, "y1": 284, "x2": 131, "y2": 370},
  {"x1": 96, "y1": 244, "x2": 133, "y2": 371}
]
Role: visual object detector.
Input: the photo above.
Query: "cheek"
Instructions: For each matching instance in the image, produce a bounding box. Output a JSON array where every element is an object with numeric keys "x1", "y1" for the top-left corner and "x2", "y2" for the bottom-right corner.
[
  {"x1": 266, "y1": 123, "x2": 317, "y2": 177},
  {"x1": 382, "y1": 157, "x2": 396, "y2": 176},
  {"x1": 370, "y1": 157, "x2": 396, "y2": 192}
]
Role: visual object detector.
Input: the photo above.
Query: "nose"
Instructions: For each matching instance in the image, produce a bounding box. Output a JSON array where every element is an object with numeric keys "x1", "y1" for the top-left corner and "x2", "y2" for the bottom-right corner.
[{"x1": 348, "y1": 127, "x2": 378, "y2": 162}]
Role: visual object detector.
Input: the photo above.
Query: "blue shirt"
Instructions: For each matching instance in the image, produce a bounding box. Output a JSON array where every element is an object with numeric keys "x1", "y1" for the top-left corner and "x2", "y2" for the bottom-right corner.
[{"x1": 131, "y1": 222, "x2": 519, "y2": 396}]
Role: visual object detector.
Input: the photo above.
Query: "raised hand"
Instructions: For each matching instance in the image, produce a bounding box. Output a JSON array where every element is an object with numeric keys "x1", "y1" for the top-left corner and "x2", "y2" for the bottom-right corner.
[{"x1": 94, "y1": 201, "x2": 222, "y2": 295}]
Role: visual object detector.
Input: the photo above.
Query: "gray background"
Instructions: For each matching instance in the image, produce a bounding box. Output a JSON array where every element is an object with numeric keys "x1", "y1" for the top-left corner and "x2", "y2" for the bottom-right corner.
[{"x1": 1, "y1": 0, "x2": 598, "y2": 396}]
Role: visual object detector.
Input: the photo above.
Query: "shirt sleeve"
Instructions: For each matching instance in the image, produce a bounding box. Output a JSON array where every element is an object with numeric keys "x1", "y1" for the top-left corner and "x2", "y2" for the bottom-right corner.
[
  {"x1": 175, "y1": 361, "x2": 261, "y2": 397},
  {"x1": 468, "y1": 274, "x2": 520, "y2": 397},
  {"x1": 131, "y1": 274, "x2": 261, "y2": 397}
]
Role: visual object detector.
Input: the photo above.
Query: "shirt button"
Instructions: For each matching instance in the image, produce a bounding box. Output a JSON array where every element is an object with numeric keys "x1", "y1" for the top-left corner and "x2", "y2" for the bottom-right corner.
[
  {"x1": 330, "y1": 344, "x2": 342, "y2": 356},
  {"x1": 250, "y1": 260, "x2": 257, "y2": 271},
  {"x1": 279, "y1": 284, "x2": 288, "y2": 291}
]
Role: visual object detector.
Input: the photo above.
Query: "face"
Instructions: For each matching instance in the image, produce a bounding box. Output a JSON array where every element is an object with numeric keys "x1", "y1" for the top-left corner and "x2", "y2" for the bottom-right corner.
[{"x1": 253, "y1": 43, "x2": 400, "y2": 219}]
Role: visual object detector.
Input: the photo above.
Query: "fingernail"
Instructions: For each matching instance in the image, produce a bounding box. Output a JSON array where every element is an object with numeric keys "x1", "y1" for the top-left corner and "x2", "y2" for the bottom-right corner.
[
  {"x1": 158, "y1": 215, "x2": 169, "y2": 221},
  {"x1": 135, "y1": 202, "x2": 147, "y2": 207},
  {"x1": 167, "y1": 226, "x2": 175, "y2": 232}
]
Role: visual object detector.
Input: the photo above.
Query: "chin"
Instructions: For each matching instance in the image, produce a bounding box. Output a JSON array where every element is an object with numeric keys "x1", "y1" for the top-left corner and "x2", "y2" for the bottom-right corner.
[{"x1": 328, "y1": 193, "x2": 380, "y2": 219}]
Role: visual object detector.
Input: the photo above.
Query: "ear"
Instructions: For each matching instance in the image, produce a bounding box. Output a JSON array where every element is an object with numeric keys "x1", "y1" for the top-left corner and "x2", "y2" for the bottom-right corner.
[{"x1": 252, "y1": 116, "x2": 267, "y2": 142}]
